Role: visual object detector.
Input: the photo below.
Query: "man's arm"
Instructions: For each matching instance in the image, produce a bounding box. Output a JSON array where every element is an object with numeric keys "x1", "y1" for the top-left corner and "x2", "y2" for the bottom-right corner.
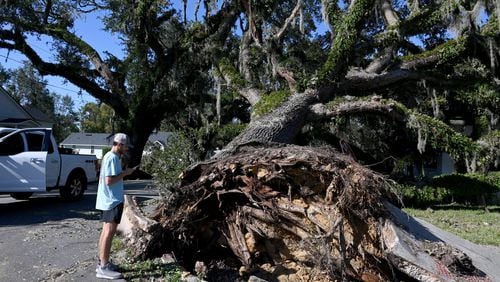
[{"x1": 105, "y1": 167, "x2": 136, "y2": 186}]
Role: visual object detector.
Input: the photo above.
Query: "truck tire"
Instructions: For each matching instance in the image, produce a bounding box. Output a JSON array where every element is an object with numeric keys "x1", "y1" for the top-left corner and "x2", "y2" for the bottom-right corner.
[
  {"x1": 60, "y1": 171, "x2": 86, "y2": 201},
  {"x1": 10, "y1": 192, "x2": 33, "y2": 200}
]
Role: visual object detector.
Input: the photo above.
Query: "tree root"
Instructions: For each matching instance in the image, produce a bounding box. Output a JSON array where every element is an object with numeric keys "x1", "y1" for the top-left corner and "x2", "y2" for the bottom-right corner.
[{"x1": 125, "y1": 144, "x2": 492, "y2": 281}]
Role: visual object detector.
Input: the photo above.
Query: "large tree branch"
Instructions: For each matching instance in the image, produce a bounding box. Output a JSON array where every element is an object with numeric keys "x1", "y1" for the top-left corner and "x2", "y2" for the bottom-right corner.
[
  {"x1": 36, "y1": 26, "x2": 123, "y2": 95},
  {"x1": 273, "y1": 0, "x2": 303, "y2": 41},
  {"x1": 3, "y1": 27, "x2": 129, "y2": 117},
  {"x1": 317, "y1": 0, "x2": 376, "y2": 86},
  {"x1": 239, "y1": 29, "x2": 254, "y2": 82},
  {"x1": 364, "y1": 0, "x2": 400, "y2": 73},
  {"x1": 240, "y1": 0, "x2": 261, "y2": 45},
  {"x1": 398, "y1": 6, "x2": 443, "y2": 37},
  {"x1": 308, "y1": 97, "x2": 406, "y2": 122},
  {"x1": 206, "y1": 0, "x2": 241, "y2": 46},
  {"x1": 217, "y1": 90, "x2": 318, "y2": 156},
  {"x1": 270, "y1": 52, "x2": 297, "y2": 93},
  {"x1": 316, "y1": 35, "x2": 472, "y2": 100},
  {"x1": 400, "y1": 36, "x2": 470, "y2": 69},
  {"x1": 239, "y1": 87, "x2": 263, "y2": 106},
  {"x1": 218, "y1": 58, "x2": 263, "y2": 106},
  {"x1": 379, "y1": 0, "x2": 399, "y2": 26},
  {"x1": 307, "y1": 98, "x2": 480, "y2": 161},
  {"x1": 3, "y1": 10, "x2": 128, "y2": 99}
]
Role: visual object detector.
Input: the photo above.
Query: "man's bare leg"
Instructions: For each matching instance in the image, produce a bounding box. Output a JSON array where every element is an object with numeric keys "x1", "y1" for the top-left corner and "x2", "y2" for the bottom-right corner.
[{"x1": 99, "y1": 222, "x2": 118, "y2": 266}]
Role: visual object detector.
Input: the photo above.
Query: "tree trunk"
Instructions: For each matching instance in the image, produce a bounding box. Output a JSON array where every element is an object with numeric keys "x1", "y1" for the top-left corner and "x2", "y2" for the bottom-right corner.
[{"x1": 217, "y1": 91, "x2": 318, "y2": 158}]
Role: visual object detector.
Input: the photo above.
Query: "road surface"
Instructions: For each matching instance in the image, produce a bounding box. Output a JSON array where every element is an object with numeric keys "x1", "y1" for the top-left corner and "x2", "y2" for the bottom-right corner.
[{"x1": 0, "y1": 180, "x2": 156, "y2": 281}]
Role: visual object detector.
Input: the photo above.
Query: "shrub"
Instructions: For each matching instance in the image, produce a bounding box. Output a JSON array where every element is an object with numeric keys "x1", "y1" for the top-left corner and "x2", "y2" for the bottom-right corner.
[
  {"x1": 141, "y1": 131, "x2": 199, "y2": 199},
  {"x1": 210, "y1": 123, "x2": 246, "y2": 148},
  {"x1": 431, "y1": 172, "x2": 500, "y2": 198},
  {"x1": 395, "y1": 183, "x2": 451, "y2": 208}
]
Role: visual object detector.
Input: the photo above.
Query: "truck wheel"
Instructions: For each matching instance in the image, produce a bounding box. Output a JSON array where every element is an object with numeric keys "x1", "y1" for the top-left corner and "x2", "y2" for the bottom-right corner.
[
  {"x1": 60, "y1": 172, "x2": 86, "y2": 201},
  {"x1": 10, "y1": 192, "x2": 33, "y2": 200}
]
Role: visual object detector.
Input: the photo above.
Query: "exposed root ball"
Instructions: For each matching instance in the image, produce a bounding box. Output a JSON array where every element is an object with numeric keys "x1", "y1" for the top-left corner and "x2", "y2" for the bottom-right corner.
[{"x1": 128, "y1": 144, "x2": 488, "y2": 281}]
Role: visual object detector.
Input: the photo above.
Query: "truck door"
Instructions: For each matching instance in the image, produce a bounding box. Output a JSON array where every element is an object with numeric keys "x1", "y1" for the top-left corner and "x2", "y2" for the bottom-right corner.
[
  {"x1": 0, "y1": 130, "x2": 47, "y2": 192},
  {"x1": 45, "y1": 133, "x2": 60, "y2": 187}
]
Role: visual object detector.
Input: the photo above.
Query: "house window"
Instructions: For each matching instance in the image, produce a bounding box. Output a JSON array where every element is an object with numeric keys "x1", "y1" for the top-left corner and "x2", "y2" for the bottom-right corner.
[{"x1": 91, "y1": 146, "x2": 94, "y2": 153}]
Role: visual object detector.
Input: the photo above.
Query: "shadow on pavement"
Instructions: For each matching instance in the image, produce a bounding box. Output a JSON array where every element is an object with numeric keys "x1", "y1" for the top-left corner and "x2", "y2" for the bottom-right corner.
[
  {"x1": 0, "y1": 180, "x2": 156, "y2": 227},
  {"x1": 0, "y1": 193, "x2": 100, "y2": 227}
]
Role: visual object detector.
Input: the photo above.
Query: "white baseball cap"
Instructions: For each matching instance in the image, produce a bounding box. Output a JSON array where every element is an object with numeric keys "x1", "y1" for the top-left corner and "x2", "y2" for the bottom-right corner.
[{"x1": 113, "y1": 133, "x2": 130, "y2": 146}]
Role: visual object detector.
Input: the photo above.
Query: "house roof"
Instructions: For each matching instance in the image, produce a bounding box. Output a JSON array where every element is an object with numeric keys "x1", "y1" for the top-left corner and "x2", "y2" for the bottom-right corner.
[
  {"x1": 24, "y1": 105, "x2": 55, "y2": 123},
  {"x1": 147, "y1": 131, "x2": 173, "y2": 146},
  {"x1": 0, "y1": 86, "x2": 54, "y2": 128},
  {"x1": 61, "y1": 131, "x2": 173, "y2": 147},
  {"x1": 0, "y1": 86, "x2": 38, "y2": 126},
  {"x1": 61, "y1": 133, "x2": 113, "y2": 146}
]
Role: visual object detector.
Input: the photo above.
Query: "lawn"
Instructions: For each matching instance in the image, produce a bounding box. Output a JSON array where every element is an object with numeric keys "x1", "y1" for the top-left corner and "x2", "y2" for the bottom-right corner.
[{"x1": 403, "y1": 205, "x2": 500, "y2": 246}]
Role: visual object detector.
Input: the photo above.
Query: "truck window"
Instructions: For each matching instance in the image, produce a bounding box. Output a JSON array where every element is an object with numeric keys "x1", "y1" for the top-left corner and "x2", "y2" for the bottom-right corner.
[
  {"x1": 25, "y1": 132, "x2": 45, "y2": 151},
  {"x1": 0, "y1": 133, "x2": 24, "y2": 155}
]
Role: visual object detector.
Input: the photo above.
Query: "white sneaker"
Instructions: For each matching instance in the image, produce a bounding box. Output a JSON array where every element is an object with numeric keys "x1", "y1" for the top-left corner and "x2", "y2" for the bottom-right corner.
[
  {"x1": 96, "y1": 263, "x2": 122, "y2": 279},
  {"x1": 96, "y1": 261, "x2": 119, "y2": 272}
]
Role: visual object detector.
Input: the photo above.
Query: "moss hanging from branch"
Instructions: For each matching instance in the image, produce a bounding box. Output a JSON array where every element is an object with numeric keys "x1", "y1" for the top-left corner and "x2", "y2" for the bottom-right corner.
[
  {"x1": 478, "y1": 130, "x2": 500, "y2": 168},
  {"x1": 407, "y1": 113, "x2": 428, "y2": 154},
  {"x1": 406, "y1": 111, "x2": 481, "y2": 160},
  {"x1": 326, "y1": 97, "x2": 481, "y2": 161}
]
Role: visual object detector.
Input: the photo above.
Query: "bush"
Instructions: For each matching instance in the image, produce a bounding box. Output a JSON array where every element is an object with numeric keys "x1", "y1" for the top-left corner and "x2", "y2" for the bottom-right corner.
[
  {"x1": 141, "y1": 132, "x2": 199, "y2": 199},
  {"x1": 395, "y1": 172, "x2": 500, "y2": 207},
  {"x1": 431, "y1": 172, "x2": 500, "y2": 197},
  {"x1": 210, "y1": 123, "x2": 246, "y2": 148},
  {"x1": 396, "y1": 183, "x2": 451, "y2": 208}
]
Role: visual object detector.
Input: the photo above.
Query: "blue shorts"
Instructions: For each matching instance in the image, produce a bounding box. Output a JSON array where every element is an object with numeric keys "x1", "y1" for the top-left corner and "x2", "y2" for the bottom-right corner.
[{"x1": 100, "y1": 203, "x2": 124, "y2": 224}]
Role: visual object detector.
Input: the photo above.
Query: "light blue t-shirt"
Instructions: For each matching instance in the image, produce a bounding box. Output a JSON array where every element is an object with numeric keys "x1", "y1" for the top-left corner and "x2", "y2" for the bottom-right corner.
[{"x1": 95, "y1": 151, "x2": 124, "y2": 211}]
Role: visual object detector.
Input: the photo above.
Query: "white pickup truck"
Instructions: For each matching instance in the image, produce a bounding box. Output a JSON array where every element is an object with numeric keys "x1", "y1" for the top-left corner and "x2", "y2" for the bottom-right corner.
[{"x1": 0, "y1": 127, "x2": 98, "y2": 201}]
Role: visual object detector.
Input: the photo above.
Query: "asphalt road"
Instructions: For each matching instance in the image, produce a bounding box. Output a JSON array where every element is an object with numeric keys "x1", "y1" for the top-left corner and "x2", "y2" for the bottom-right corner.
[{"x1": 0, "y1": 180, "x2": 157, "y2": 282}]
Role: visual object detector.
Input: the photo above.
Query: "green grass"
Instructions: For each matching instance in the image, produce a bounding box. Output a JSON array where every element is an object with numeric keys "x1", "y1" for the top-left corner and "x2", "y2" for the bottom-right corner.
[
  {"x1": 403, "y1": 205, "x2": 500, "y2": 246},
  {"x1": 111, "y1": 234, "x2": 183, "y2": 281},
  {"x1": 120, "y1": 258, "x2": 183, "y2": 281}
]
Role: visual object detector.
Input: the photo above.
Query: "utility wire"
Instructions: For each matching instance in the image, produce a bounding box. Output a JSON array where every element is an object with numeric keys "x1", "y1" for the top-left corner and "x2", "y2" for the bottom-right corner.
[{"x1": 0, "y1": 53, "x2": 83, "y2": 95}]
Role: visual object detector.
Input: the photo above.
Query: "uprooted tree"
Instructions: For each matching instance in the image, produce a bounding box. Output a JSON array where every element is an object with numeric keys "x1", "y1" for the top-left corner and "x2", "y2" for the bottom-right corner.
[{"x1": 2, "y1": 0, "x2": 500, "y2": 280}]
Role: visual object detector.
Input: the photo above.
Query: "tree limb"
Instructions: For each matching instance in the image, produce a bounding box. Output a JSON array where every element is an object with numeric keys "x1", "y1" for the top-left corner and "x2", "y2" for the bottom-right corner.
[
  {"x1": 2, "y1": 27, "x2": 129, "y2": 116},
  {"x1": 273, "y1": 0, "x2": 303, "y2": 41},
  {"x1": 308, "y1": 98, "x2": 406, "y2": 122},
  {"x1": 317, "y1": 0, "x2": 376, "y2": 85}
]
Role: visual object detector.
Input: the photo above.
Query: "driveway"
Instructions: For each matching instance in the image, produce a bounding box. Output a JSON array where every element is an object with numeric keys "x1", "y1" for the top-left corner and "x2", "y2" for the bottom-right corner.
[{"x1": 0, "y1": 180, "x2": 157, "y2": 282}]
